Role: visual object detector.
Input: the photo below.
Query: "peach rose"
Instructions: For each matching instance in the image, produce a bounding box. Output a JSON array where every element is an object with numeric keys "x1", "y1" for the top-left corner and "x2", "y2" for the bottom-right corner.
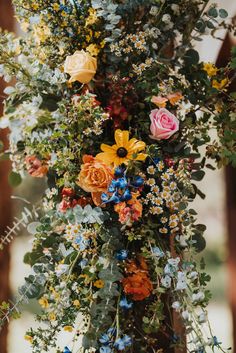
[
  {"x1": 76, "y1": 155, "x2": 113, "y2": 206},
  {"x1": 64, "y1": 50, "x2": 97, "y2": 84},
  {"x1": 149, "y1": 108, "x2": 179, "y2": 140},
  {"x1": 25, "y1": 156, "x2": 48, "y2": 177}
]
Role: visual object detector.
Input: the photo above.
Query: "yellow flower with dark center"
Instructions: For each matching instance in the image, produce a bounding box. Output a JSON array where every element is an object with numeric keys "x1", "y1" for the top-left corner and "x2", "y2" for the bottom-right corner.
[
  {"x1": 93, "y1": 279, "x2": 105, "y2": 288},
  {"x1": 203, "y1": 62, "x2": 218, "y2": 77},
  {"x1": 96, "y1": 130, "x2": 147, "y2": 167}
]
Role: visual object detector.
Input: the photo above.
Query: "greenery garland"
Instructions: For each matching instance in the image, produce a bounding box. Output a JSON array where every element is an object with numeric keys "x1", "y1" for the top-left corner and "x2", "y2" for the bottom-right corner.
[{"x1": 0, "y1": 1, "x2": 236, "y2": 352}]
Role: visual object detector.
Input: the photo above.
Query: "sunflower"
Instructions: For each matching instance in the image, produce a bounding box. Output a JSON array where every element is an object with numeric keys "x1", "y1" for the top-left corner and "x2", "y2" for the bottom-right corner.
[{"x1": 96, "y1": 129, "x2": 147, "y2": 166}]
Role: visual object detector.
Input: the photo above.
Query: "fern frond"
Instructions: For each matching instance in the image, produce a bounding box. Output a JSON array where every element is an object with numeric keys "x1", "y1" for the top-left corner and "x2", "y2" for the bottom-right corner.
[{"x1": 0, "y1": 205, "x2": 39, "y2": 249}]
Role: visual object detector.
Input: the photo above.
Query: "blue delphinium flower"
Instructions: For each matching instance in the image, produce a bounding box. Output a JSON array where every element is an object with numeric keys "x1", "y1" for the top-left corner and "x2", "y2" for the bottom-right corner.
[
  {"x1": 99, "y1": 346, "x2": 112, "y2": 353},
  {"x1": 63, "y1": 347, "x2": 72, "y2": 353},
  {"x1": 99, "y1": 333, "x2": 111, "y2": 345},
  {"x1": 152, "y1": 247, "x2": 165, "y2": 259},
  {"x1": 119, "y1": 297, "x2": 133, "y2": 309},
  {"x1": 116, "y1": 250, "x2": 128, "y2": 261},
  {"x1": 132, "y1": 176, "x2": 144, "y2": 187},
  {"x1": 114, "y1": 166, "x2": 125, "y2": 178},
  {"x1": 114, "y1": 335, "x2": 132, "y2": 350},
  {"x1": 107, "y1": 327, "x2": 116, "y2": 336},
  {"x1": 120, "y1": 189, "x2": 132, "y2": 202}
]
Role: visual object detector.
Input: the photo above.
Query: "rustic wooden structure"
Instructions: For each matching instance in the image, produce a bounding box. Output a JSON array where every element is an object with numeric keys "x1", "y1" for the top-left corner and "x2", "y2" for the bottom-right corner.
[
  {"x1": 0, "y1": 1, "x2": 14, "y2": 352},
  {"x1": 216, "y1": 31, "x2": 236, "y2": 353}
]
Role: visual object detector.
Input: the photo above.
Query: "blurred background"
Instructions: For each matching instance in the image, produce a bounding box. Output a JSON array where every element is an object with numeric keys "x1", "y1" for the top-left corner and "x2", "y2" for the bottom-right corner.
[{"x1": 0, "y1": 1, "x2": 236, "y2": 353}]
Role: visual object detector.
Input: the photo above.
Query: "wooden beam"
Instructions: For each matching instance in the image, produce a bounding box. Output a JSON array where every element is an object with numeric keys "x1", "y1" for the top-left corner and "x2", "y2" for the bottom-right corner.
[
  {"x1": 0, "y1": 1, "x2": 15, "y2": 353},
  {"x1": 216, "y1": 32, "x2": 236, "y2": 353}
]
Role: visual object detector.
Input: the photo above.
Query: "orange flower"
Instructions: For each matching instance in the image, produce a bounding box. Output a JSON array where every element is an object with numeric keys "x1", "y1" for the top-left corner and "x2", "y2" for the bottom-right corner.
[
  {"x1": 151, "y1": 96, "x2": 168, "y2": 108},
  {"x1": 114, "y1": 193, "x2": 142, "y2": 225},
  {"x1": 122, "y1": 257, "x2": 153, "y2": 301},
  {"x1": 25, "y1": 156, "x2": 48, "y2": 177},
  {"x1": 77, "y1": 155, "x2": 113, "y2": 206},
  {"x1": 167, "y1": 92, "x2": 183, "y2": 105}
]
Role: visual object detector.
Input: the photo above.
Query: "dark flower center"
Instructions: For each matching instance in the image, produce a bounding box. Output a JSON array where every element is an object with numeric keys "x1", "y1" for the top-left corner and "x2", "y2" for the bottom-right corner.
[{"x1": 117, "y1": 147, "x2": 128, "y2": 158}]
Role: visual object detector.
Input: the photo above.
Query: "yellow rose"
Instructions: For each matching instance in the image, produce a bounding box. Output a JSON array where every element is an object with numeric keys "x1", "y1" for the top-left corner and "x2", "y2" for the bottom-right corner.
[{"x1": 64, "y1": 50, "x2": 97, "y2": 84}]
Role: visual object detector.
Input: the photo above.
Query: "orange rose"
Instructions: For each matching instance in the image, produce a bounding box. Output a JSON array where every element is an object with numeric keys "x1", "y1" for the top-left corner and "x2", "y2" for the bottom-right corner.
[
  {"x1": 122, "y1": 257, "x2": 153, "y2": 301},
  {"x1": 77, "y1": 155, "x2": 113, "y2": 206}
]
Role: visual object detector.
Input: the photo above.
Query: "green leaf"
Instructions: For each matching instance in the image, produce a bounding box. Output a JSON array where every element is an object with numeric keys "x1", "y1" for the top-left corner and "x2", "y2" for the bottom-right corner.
[
  {"x1": 208, "y1": 7, "x2": 218, "y2": 18},
  {"x1": 184, "y1": 49, "x2": 200, "y2": 66},
  {"x1": 206, "y1": 21, "x2": 215, "y2": 29},
  {"x1": 191, "y1": 170, "x2": 205, "y2": 181},
  {"x1": 8, "y1": 171, "x2": 22, "y2": 187},
  {"x1": 219, "y1": 9, "x2": 228, "y2": 18},
  {"x1": 192, "y1": 234, "x2": 206, "y2": 253}
]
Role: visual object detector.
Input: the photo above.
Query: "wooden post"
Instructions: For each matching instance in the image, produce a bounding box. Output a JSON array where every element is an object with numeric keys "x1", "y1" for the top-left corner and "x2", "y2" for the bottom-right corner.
[
  {"x1": 216, "y1": 32, "x2": 236, "y2": 352},
  {"x1": 0, "y1": 1, "x2": 14, "y2": 353}
]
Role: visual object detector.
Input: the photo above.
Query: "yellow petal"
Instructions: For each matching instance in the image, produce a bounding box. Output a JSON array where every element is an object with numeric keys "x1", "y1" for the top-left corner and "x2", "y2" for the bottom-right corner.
[
  {"x1": 96, "y1": 152, "x2": 115, "y2": 165},
  {"x1": 127, "y1": 139, "x2": 146, "y2": 153},
  {"x1": 135, "y1": 153, "x2": 147, "y2": 161},
  {"x1": 100, "y1": 143, "x2": 117, "y2": 152},
  {"x1": 114, "y1": 130, "x2": 129, "y2": 147}
]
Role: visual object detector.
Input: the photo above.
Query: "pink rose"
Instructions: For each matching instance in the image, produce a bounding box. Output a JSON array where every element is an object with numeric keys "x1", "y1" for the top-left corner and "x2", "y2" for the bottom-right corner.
[{"x1": 149, "y1": 108, "x2": 179, "y2": 140}]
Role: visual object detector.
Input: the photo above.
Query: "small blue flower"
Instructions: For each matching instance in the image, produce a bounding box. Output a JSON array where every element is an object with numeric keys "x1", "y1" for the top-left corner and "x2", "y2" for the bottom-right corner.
[
  {"x1": 119, "y1": 297, "x2": 133, "y2": 309},
  {"x1": 132, "y1": 176, "x2": 144, "y2": 187},
  {"x1": 79, "y1": 259, "x2": 88, "y2": 269},
  {"x1": 116, "y1": 250, "x2": 128, "y2": 261},
  {"x1": 114, "y1": 335, "x2": 132, "y2": 350},
  {"x1": 63, "y1": 347, "x2": 72, "y2": 353},
  {"x1": 213, "y1": 336, "x2": 221, "y2": 346},
  {"x1": 108, "y1": 180, "x2": 120, "y2": 193},
  {"x1": 107, "y1": 327, "x2": 116, "y2": 336},
  {"x1": 114, "y1": 166, "x2": 125, "y2": 177},
  {"x1": 152, "y1": 247, "x2": 165, "y2": 258},
  {"x1": 120, "y1": 189, "x2": 132, "y2": 202},
  {"x1": 100, "y1": 346, "x2": 112, "y2": 353},
  {"x1": 99, "y1": 334, "x2": 111, "y2": 345},
  {"x1": 101, "y1": 193, "x2": 109, "y2": 202},
  {"x1": 117, "y1": 177, "x2": 128, "y2": 190},
  {"x1": 153, "y1": 157, "x2": 161, "y2": 164}
]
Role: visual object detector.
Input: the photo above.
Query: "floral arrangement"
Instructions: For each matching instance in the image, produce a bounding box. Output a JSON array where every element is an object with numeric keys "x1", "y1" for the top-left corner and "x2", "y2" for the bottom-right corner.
[{"x1": 0, "y1": 1, "x2": 236, "y2": 353}]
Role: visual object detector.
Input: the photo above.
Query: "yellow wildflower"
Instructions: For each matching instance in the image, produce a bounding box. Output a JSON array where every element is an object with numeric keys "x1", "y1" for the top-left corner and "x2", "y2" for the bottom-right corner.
[
  {"x1": 48, "y1": 312, "x2": 56, "y2": 321},
  {"x1": 85, "y1": 8, "x2": 98, "y2": 26},
  {"x1": 32, "y1": 4, "x2": 39, "y2": 10},
  {"x1": 73, "y1": 300, "x2": 81, "y2": 308},
  {"x1": 24, "y1": 335, "x2": 33, "y2": 344},
  {"x1": 203, "y1": 62, "x2": 218, "y2": 77},
  {"x1": 93, "y1": 279, "x2": 105, "y2": 288},
  {"x1": 212, "y1": 78, "x2": 229, "y2": 91},
  {"x1": 53, "y1": 3, "x2": 60, "y2": 11},
  {"x1": 86, "y1": 44, "x2": 100, "y2": 57},
  {"x1": 64, "y1": 326, "x2": 73, "y2": 332},
  {"x1": 38, "y1": 297, "x2": 49, "y2": 309}
]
